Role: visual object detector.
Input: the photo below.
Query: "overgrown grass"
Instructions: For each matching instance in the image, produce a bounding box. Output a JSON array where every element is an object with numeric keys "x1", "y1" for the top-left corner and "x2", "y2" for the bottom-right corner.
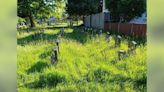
[{"x1": 17, "y1": 27, "x2": 146, "y2": 92}]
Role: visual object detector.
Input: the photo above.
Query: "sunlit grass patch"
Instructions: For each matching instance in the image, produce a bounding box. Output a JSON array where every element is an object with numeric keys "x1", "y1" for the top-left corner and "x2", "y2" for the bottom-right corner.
[{"x1": 17, "y1": 28, "x2": 146, "y2": 91}]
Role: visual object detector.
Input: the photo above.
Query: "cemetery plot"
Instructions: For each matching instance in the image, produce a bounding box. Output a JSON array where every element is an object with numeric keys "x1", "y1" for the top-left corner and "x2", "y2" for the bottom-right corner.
[{"x1": 17, "y1": 28, "x2": 146, "y2": 92}]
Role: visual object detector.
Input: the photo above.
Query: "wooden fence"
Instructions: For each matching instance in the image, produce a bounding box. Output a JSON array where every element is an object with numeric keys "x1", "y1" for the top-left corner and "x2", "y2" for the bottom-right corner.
[{"x1": 104, "y1": 23, "x2": 147, "y2": 38}]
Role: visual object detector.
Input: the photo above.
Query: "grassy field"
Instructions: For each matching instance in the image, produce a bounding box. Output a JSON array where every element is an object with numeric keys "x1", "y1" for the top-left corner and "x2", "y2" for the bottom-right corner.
[{"x1": 17, "y1": 27, "x2": 146, "y2": 92}]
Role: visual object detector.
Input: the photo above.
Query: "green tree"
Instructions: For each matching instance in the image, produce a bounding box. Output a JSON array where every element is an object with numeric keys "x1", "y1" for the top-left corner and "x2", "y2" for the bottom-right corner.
[
  {"x1": 18, "y1": 0, "x2": 66, "y2": 27},
  {"x1": 66, "y1": 0, "x2": 100, "y2": 21},
  {"x1": 106, "y1": 0, "x2": 146, "y2": 22}
]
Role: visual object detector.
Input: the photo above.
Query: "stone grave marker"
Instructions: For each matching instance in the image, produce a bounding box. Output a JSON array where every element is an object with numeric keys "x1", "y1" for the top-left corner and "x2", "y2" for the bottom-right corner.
[
  {"x1": 99, "y1": 30, "x2": 102, "y2": 35},
  {"x1": 60, "y1": 27, "x2": 64, "y2": 36},
  {"x1": 128, "y1": 41, "x2": 137, "y2": 54},
  {"x1": 51, "y1": 55, "x2": 55, "y2": 64},
  {"x1": 106, "y1": 32, "x2": 111, "y2": 42},
  {"x1": 118, "y1": 50, "x2": 126, "y2": 60},
  {"x1": 56, "y1": 39, "x2": 60, "y2": 54},
  {"x1": 51, "y1": 47, "x2": 58, "y2": 64},
  {"x1": 115, "y1": 35, "x2": 122, "y2": 47}
]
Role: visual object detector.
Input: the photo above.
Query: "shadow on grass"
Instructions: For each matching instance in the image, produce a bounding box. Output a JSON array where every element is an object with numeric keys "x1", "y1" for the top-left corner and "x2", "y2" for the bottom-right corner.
[
  {"x1": 63, "y1": 29, "x2": 89, "y2": 44},
  {"x1": 17, "y1": 33, "x2": 58, "y2": 46},
  {"x1": 25, "y1": 73, "x2": 67, "y2": 88},
  {"x1": 17, "y1": 27, "x2": 91, "y2": 45},
  {"x1": 27, "y1": 61, "x2": 49, "y2": 74},
  {"x1": 39, "y1": 50, "x2": 52, "y2": 59},
  {"x1": 18, "y1": 26, "x2": 146, "y2": 46}
]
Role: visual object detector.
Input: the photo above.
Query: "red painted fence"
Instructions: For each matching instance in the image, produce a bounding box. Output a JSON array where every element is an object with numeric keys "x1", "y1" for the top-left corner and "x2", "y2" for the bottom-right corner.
[{"x1": 104, "y1": 23, "x2": 147, "y2": 38}]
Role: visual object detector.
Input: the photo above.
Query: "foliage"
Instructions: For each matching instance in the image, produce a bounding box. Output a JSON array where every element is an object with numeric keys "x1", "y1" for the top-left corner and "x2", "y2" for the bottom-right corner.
[
  {"x1": 66, "y1": 0, "x2": 100, "y2": 17},
  {"x1": 18, "y1": 0, "x2": 66, "y2": 27},
  {"x1": 106, "y1": 0, "x2": 146, "y2": 22}
]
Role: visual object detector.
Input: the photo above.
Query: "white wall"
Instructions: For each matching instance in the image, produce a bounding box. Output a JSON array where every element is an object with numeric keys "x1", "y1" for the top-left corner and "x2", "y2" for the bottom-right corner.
[{"x1": 84, "y1": 13, "x2": 104, "y2": 29}]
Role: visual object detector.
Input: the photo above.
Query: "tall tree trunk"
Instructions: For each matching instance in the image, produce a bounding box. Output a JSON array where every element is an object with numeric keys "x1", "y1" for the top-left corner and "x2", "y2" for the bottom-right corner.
[{"x1": 29, "y1": 15, "x2": 35, "y2": 27}]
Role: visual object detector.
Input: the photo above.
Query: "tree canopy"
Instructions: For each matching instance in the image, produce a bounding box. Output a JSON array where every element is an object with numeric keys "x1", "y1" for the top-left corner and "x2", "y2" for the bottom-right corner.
[
  {"x1": 66, "y1": 0, "x2": 101, "y2": 17},
  {"x1": 106, "y1": 0, "x2": 146, "y2": 22},
  {"x1": 18, "y1": 0, "x2": 66, "y2": 27}
]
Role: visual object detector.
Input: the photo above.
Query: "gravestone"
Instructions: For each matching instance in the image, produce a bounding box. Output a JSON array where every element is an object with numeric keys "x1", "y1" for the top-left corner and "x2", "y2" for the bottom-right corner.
[
  {"x1": 118, "y1": 50, "x2": 126, "y2": 60},
  {"x1": 51, "y1": 55, "x2": 55, "y2": 64},
  {"x1": 60, "y1": 27, "x2": 64, "y2": 36},
  {"x1": 51, "y1": 47, "x2": 58, "y2": 64},
  {"x1": 99, "y1": 30, "x2": 102, "y2": 35},
  {"x1": 56, "y1": 39, "x2": 60, "y2": 53},
  {"x1": 106, "y1": 32, "x2": 111, "y2": 42},
  {"x1": 94, "y1": 29, "x2": 97, "y2": 35},
  {"x1": 115, "y1": 35, "x2": 122, "y2": 47},
  {"x1": 128, "y1": 41, "x2": 137, "y2": 54}
]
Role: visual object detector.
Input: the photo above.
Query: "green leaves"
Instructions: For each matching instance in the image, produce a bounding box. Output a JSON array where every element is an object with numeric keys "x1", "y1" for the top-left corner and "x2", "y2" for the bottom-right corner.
[{"x1": 106, "y1": 0, "x2": 146, "y2": 22}]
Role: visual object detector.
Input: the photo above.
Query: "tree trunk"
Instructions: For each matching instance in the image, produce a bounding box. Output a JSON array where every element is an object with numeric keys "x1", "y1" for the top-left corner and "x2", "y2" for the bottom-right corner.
[{"x1": 29, "y1": 15, "x2": 35, "y2": 27}]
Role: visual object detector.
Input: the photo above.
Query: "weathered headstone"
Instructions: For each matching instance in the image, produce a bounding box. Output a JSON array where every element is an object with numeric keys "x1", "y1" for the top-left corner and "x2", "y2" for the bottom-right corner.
[
  {"x1": 60, "y1": 27, "x2": 64, "y2": 36},
  {"x1": 118, "y1": 50, "x2": 126, "y2": 60},
  {"x1": 51, "y1": 55, "x2": 55, "y2": 64},
  {"x1": 106, "y1": 32, "x2": 111, "y2": 42},
  {"x1": 51, "y1": 47, "x2": 58, "y2": 64},
  {"x1": 115, "y1": 35, "x2": 122, "y2": 47},
  {"x1": 128, "y1": 41, "x2": 137, "y2": 54},
  {"x1": 99, "y1": 30, "x2": 102, "y2": 35},
  {"x1": 56, "y1": 39, "x2": 60, "y2": 53}
]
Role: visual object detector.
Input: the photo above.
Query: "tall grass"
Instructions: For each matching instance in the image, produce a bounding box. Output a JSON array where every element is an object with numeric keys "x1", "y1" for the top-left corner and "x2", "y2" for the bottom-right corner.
[{"x1": 17, "y1": 28, "x2": 146, "y2": 92}]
